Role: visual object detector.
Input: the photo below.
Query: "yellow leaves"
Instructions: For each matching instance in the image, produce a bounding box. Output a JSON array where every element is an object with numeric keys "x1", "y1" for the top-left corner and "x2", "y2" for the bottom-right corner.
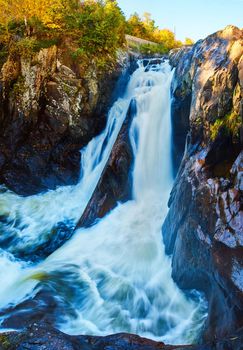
[
  {"x1": 185, "y1": 37, "x2": 194, "y2": 46},
  {"x1": 153, "y1": 28, "x2": 176, "y2": 47},
  {"x1": 0, "y1": 0, "x2": 64, "y2": 29},
  {"x1": 0, "y1": 0, "x2": 13, "y2": 26},
  {"x1": 127, "y1": 12, "x2": 182, "y2": 51},
  {"x1": 35, "y1": 0, "x2": 64, "y2": 28}
]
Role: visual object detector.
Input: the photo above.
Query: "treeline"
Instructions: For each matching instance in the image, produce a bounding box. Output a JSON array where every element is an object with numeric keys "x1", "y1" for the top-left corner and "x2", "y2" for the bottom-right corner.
[
  {"x1": 127, "y1": 12, "x2": 194, "y2": 53},
  {"x1": 0, "y1": 0, "x2": 193, "y2": 68}
]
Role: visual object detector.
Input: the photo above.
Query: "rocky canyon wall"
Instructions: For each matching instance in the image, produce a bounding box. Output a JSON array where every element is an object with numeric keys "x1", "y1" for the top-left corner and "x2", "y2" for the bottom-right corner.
[{"x1": 163, "y1": 26, "x2": 243, "y2": 342}]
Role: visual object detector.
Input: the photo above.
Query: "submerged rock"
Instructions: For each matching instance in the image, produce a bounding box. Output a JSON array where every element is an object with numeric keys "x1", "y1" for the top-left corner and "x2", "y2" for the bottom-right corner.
[{"x1": 163, "y1": 25, "x2": 243, "y2": 342}]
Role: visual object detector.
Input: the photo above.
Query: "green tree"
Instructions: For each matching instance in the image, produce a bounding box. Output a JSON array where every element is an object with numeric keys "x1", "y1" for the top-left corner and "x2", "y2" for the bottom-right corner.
[
  {"x1": 126, "y1": 13, "x2": 147, "y2": 38},
  {"x1": 64, "y1": 0, "x2": 126, "y2": 66},
  {"x1": 125, "y1": 12, "x2": 184, "y2": 52},
  {"x1": 142, "y1": 12, "x2": 157, "y2": 40}
]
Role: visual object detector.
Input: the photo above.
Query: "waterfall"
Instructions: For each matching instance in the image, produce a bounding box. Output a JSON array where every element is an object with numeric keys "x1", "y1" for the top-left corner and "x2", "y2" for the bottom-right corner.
[
  {"x1": 0, "y1": 60, "x2": 207, "y2": 344},
  {"x1": 131, "y1": 61, "x2": 173, "y2": 199}
]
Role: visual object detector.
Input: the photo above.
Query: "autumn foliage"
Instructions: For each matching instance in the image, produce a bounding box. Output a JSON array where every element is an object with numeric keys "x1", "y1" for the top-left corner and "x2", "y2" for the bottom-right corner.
[
  {"x1": 0, "y1": 0, "x2": 65, "y2": 31},
  {"x1": 126, "y1": 12, "x2": 194, "y2": 52},
  {"x1": 0, "y1": 0, "x2": 193, "y2": 67},
  {"x1": 0, "y1": 0, "x2": 126, "y2": 68}
]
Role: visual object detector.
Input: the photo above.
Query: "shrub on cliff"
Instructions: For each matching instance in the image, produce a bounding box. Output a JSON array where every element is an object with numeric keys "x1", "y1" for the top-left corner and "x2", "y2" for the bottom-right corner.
[
  {"x1": 210, "y1": 111, "x2": 242, "y2": 142},
  {"x1": 65, "y1": 0, "x2": 126, "y2": 67},
  {"x1": 0, "y1": 0, "x2": 126, "y2": 69}
]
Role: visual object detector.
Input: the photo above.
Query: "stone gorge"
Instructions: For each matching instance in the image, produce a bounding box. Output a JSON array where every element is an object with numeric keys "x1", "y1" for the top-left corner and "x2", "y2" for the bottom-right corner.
[{"x1": 0, "y1": 18, "x2": 242, "y2": 350}]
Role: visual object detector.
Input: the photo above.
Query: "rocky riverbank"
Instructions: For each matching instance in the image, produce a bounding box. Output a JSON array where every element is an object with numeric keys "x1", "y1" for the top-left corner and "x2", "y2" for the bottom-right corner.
[{"x1": 0, "y1": 322, "x2": 243, "y2": 350}]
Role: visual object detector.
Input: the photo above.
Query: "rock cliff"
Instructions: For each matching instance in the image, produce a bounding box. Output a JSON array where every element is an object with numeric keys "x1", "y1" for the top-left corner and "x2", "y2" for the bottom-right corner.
[
  {"x1": 0, "y1": 47, "x2": 131, "y2": 195},
  {"x1": 163, "y1": 26, "x2": 243, "y2": 342}
]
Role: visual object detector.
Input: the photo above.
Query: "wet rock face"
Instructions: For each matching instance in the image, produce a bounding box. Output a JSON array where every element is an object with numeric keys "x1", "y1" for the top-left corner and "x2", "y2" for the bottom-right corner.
[
  {"x1": 0, "y1": 323, "x2": 169, "y2": 350},
  {"x1": 76, "y1": 100, "x2": 136, "y2": 228},
  {"x1": 169, "y1": 26, "x2": 243, "y2": 174},
  {"x1": 0, "y1": 47, "x2": 132, "y2": 195},
  {"x1": 164, "y1": 26, "x2": 243, "y2": 341},
  {"x1": 169, "y1": 46, "x2": 193, "y2": 175}
]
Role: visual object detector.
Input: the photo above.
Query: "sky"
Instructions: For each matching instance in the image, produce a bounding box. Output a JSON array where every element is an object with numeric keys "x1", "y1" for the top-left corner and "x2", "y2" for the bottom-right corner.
[{"x1": 117, "y1": 0, "x2": 243, "y2": 42}]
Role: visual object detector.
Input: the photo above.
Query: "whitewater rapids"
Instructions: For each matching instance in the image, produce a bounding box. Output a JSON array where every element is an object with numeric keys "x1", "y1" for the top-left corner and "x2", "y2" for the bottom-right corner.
[{"x1": 0, "y1": 60, "x2": 207, "y2": 344}]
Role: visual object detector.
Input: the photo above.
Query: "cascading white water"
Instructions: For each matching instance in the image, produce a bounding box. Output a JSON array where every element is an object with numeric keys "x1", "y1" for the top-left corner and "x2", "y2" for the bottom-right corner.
[
  {"x1": 0, "y1": 60, "x2": 207, "y2": 343},
  {"x1": 131, "y1": 61, "x2": 173, "y2": 199},
  {"x1": 0, "y1": 89, "x2": 131, "y2": 252}
]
